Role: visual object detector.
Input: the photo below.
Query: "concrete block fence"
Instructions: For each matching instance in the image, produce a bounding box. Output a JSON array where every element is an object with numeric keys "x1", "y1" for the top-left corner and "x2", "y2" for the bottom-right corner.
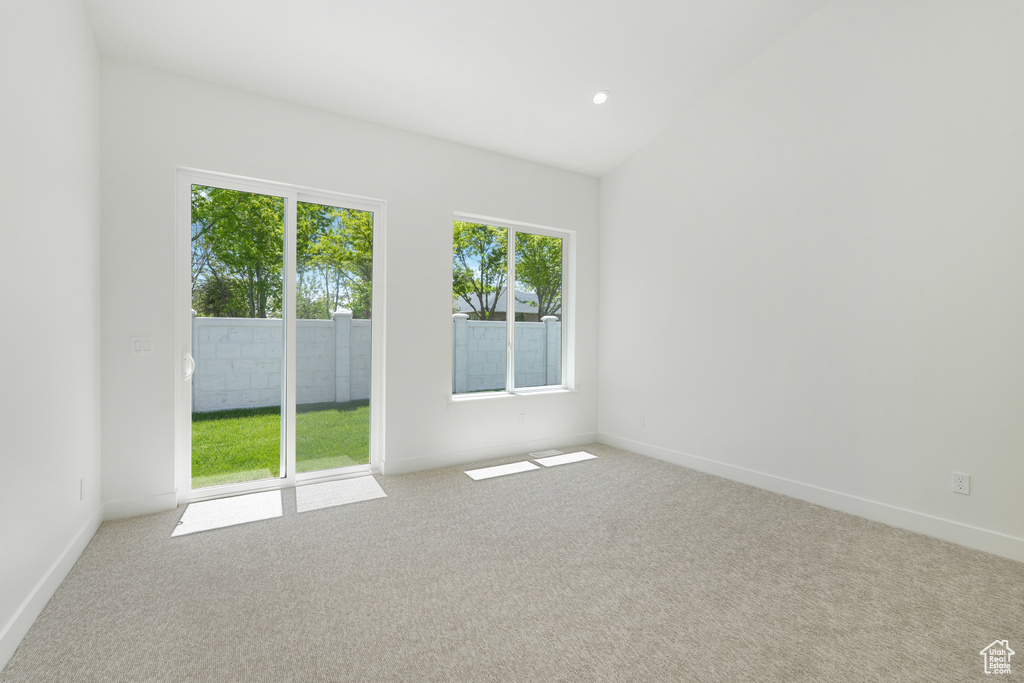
[
  {"x1": 191, "y1": 309, "x2": 370, "y2": 412},
  {"x1": 191, "y1": 310, "x2": 562, "y2": 412},
  {"x1": 452, "y1": 314, "x2": 561, "y2": 393}
]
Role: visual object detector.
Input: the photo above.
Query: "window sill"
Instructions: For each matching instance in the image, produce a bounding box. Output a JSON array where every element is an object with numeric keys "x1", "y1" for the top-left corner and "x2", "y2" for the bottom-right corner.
[{"x1": 448, "y1": 388, "x2": 578, "y2": 405}]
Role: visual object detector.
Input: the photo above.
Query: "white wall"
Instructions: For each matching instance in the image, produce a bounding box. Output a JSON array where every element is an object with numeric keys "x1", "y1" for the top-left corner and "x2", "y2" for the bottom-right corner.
[
  {"x1": 0, "y1": 0, "x2": 103, "y2": 667},
  {"x1": 100, "y1": 58, "x2": 599, "y2": 513},
  {"x1": 598, "y1": 0, "x2": 1024, "y2": 561}
]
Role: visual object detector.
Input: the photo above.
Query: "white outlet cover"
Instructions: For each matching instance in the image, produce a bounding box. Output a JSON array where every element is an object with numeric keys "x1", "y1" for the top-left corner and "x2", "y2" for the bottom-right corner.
[{"x1": 952, "y1": 472, "x2": 970, "y2": 495}]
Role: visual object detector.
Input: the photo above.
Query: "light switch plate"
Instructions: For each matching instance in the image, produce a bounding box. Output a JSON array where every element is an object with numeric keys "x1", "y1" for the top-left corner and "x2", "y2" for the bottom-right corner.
[{"x1": 130, "y1": 336, "x2": 153, "y2": 356}]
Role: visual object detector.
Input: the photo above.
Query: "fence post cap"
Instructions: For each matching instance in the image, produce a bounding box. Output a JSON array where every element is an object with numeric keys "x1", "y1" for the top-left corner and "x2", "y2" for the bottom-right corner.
[
  {"x1": 453, "y1": 313, "x2": 470, "y2": 320},
  {"x1": 191, "y1": 309, "x2": 197, "y2": 317},
  {"x1": 541, "y1": 315, "x2": 558, "y2": 322},
  {"x1": 332, "y1": 306, "x2": 353, "y2": 319}
]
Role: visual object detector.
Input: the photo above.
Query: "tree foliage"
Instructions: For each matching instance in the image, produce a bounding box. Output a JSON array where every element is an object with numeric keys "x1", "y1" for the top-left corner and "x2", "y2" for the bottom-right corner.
[
  {"x1": 299, "y1": 207, "x2": 373, "y2": 319},
  {"x1": 452, "y1": 222, "x2": 563, "y2": 321},
  {"x1": 193, "y1": 277, "x2": 250, "y2": 318},
  {"x1": 192, "y1": 186, "x2": 284, "y2": 318},
  {"x1": 515, "y1": 233, "x2": 562, "y2": 319},
  {"x1": 191, "y1": 185, "x2": 373, "y2": 319},
  {"x1": 452, "y1": 221, "x2": 508, "y2": 320}
]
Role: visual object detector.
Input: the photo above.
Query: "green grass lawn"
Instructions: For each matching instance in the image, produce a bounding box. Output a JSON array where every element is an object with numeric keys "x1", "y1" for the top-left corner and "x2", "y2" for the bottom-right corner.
[{"x1": 191, "y1": 400, "x2": 370, "y2": 488}]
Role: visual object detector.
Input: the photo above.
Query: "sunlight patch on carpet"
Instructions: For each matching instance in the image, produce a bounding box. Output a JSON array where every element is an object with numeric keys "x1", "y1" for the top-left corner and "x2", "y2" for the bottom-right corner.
[
  {"x1": 172, "y1": 490, "x2": 282, "y2": 536},
  {"x1": 534, "y1": 451, "x2": 597, "y2": 467},
  {"x1": 465, "y1": 461, "x2": 539, "y2": 480},
  {"x1": 296, "y1": 476, "x2": 386, "y2": 513}
]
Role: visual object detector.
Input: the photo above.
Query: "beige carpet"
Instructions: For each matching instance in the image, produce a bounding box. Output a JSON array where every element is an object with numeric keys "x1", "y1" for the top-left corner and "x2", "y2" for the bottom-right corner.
[{"x1": 2, "y1": 444, "x2": 1021, "y2": 682}]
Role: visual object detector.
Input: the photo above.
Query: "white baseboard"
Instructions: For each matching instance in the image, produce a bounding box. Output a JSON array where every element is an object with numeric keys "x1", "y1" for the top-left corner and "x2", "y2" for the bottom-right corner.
[
  {"x1": 381, "y1": 432, "x2": 600, "y2": 476},
  {"x1": 599, "y1": 433, "x2": 1024, "y2": 564},
  {"x1": 103, "y1": 490, "x2": 178, "y2": 520},
  {"x1": 0, "y1": 505, "x2": 103, "y2": 671}
]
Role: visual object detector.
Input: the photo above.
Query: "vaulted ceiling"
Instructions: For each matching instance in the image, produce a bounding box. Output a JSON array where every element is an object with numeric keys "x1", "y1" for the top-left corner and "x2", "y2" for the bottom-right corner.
[{"x1": 85, "y1": 0, "x2": 828, "y2": 176}]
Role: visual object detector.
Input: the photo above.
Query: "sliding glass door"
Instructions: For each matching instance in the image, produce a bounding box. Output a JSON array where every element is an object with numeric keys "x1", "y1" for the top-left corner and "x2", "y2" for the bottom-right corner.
[
  {"x1": 177, "y1": 170, "x2": 384, "y2": 501},
  {"x1": 190, "y1": 184, "x2": 286, "y2": 488},
  {"x1": 294, "y1": 201, "x2": 374, "y2": 475}
]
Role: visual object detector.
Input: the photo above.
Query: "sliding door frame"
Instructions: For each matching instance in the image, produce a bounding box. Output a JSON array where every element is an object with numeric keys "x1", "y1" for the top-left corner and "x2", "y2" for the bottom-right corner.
[{"x1": 173, "y1": 168, "x2": 387, "y2": 504}]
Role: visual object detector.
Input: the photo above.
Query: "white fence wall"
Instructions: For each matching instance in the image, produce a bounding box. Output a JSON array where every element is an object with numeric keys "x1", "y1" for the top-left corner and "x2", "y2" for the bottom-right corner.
[
  {"x1": 294, "y1": 320, "x2": 334, "y2": 405},
  {"x1": 191, "y1": 310, "x2": 371, "y2": 413},
  {"x1": 351, "y1": 320, "x2": 372, "y2": 401},
  {"x1": 192, "y1": 312, "x2": 562, "y2": 412},
  {"x1": 452, "y1": 315, "x2": 561, "y2": 393}
]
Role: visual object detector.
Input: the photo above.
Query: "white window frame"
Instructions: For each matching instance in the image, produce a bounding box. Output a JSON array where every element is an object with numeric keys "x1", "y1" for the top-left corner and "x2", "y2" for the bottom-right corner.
[
  {"x1": 451, "y1": 211, "x2": 575, "y2": 400},
  {"x1": 174, "y1": 168, "x2": 387, "y2": 503}
]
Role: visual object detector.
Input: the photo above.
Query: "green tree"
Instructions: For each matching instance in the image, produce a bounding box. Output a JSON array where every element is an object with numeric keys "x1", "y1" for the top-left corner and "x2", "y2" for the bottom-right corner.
[
  {"x1": 299, "y1": 205, "x2": 374, "y2": 319},
  {"x1": 515, "y1": 233, "x2": 562, "y2": 319},
  {"x1": 193, "y1": 276, "x2": 250, "y2": 318},
  {"x1": 452, "y1": 222, "x2": 508, "y2": 320},
  {"x1": 295, "y1": 201, "x2": 342, "y2": 320},
  {"x1": 294, "y1": 275, "x2": 334, "y2": 320},
  {"x1": 332, "y1": 208, "x2": 374, "y2": 319},
  {"x1": 191, "y1": 188, "x2": 373, "y2": 320},
  {"x1": 191, "y1": 185, "x2": 284, "y2": 318}
]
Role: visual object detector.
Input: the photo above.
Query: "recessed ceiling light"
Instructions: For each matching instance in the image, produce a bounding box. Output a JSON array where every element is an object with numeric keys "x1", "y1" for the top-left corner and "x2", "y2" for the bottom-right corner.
[{"x1": 592, "y1": 90, "x2": 610, "y2": 105}]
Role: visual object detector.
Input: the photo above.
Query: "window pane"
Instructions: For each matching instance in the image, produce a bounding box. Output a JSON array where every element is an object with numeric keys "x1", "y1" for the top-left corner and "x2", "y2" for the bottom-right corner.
[
  {"x1": 190, "y1": 184, "x2": 284, "y2": 488},
  {"x1": 513, "y1": 232, "x2": 562, "y2": 388},
  {"x1": 295, "y1": 202, "x2": 373, "y2": 474},
  {"x1": 452, "y1": 221, "x2": 509, "y2": 393}
]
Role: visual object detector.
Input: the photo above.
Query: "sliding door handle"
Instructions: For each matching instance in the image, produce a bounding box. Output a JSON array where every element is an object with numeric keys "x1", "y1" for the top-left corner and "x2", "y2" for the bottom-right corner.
[{"x1": 183, "y1": 352, "x2": 196, "y2": 381}]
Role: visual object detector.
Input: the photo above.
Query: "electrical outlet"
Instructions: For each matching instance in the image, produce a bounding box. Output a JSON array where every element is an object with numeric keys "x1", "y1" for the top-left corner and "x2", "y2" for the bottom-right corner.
[
  {"x1": 640, "y1": 413, "x2": 646, "y2": 427},
  {"x1": 80, "y1": 478, "x2": 85, "y2": 501},
  {"x1": 518, "y1": 413, "x2": 526, "y2": 425},
  {"x1": 952, "y1": 472, "x2": 970, "y2": 495}
]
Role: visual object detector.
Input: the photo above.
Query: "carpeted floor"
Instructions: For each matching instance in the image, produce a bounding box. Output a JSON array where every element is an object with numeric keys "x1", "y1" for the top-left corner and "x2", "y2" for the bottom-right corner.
[{"x1": 2, "y1": 444, "x2": 1021, "y2": 682}]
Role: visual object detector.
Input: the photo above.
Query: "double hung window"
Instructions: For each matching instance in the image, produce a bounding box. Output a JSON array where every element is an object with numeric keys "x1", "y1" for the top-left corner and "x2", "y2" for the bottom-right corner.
[{"x1": 451, "y1": 214, "x2": 571, "y2": 396}]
